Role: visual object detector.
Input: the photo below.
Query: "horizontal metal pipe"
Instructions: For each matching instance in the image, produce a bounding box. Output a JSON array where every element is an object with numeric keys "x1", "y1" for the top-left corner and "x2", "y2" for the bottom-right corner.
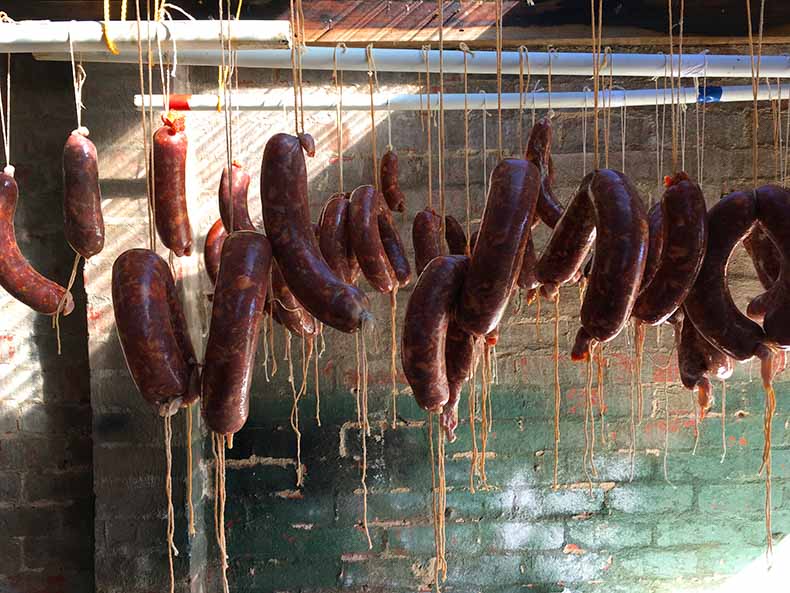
[
  {"x1": 135, "y1": 84, "x2": 790, "y2": 112},
  {"x1": 1, "y1": 20, "x2": 290, "y2": 53},
  {"x1": 36, "y1": 46, "x2": 790, "y2": 78}
]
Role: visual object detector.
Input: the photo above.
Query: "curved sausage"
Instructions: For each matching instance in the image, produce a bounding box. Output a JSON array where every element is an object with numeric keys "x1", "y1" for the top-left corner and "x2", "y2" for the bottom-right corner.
[
  {"x1": 535, "y1": 172, "x2": 596, "y2": 299},
  {"x1": 441, "y1": 319, "x2": 476, "y2": 442},
  {"x1": 152, "y1": 111, "x2": 193, "y2": 257},
  {"x1": 684, "y1": 191, "x2": 768, "y2": 361},
  {"x1": 445, "y1": 215, "x2": 468, "y2": 255},
  {"x1": 204, "y1": 218, "x2": 227, "y2": 286},
  {"x1": 743, "y1": 223, "x2": 780, "y2": 290},
  {"x1": 457, "y1": 159, "x2": 540, "y2": 337},
  {"x1": 632, "y1": 172, "x2": 707, "y2": 326},
  {"x1": 270, "y1": 261, "x2": 316, "y2": 337},
  {"x1": 412, "y1": 207, "x2": 443, "y2": 276},
  {"x1": 378, "y1": 205, "x2": 412, "y2": 287},
  {"x1": 202, "y1": 231, "x2": 271, "y2": 435},
  {"x1": 349, "y1": 186, "x2": 397, "y2": 293},
  {"x1": 516, "y1": 234, "x2": 539, "y2": 290},
  {"x1": 111, "y1": 248, "x2": 199, "y2": 412},
  {"x1": 641, "y1": 201, "x2": 664, "y2": 291},
  {"x1": 261, "y1": 133, "x2": 371, "y2": 333},
  {"x1": 0, "y1": 169, "x2": 74, "y2": 316},
  {"x1": 318, "y1": 193, "x2": 357, "y2": 284},
  {"x1": 63, "y1": 128, "x2": 104, "y2": 259},
  {"x1": 755, "y1": 185, "x2": 790, "y2": 347},
  {"x1": 677, "y1": 308, "x2": 733, "y2": 418},
  {"x1": 580, "y1": 170, "x2": 648, "y2": 343},
  {"x1": 402, "y1": 255, "x2": 469, "y2": 413},
  {"x1": 525, "y1": 117, "x2": 563, "y2": 228},
  {"x1": 380, "y1": 148, "x2": 406, "y2": 212},
  {"x1": 218, "y1": 160, "x2": 254, "y2": 232}
]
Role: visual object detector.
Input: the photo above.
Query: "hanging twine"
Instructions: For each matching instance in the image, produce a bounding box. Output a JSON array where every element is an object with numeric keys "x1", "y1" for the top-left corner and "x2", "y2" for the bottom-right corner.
[
  {"x1": 460, "y1": 42, "x2": 474, "y2": 253},
  {"x1": 422, "y1": 44, "x2": 433, "y2": 209},
  {"x1": 495, "y1": 0, "x2": 503, "y2": 159},
  {"x1": 333, "y1": 43, "x2": 347, "y2": 192},
  {"x1": 436, "y1": 0, "x2": 447, "y2": 251},
  {"x1": 0, "y1": 53, "x2": 10, "y2": 172},
  {"x1": 365, "y1": 44, "x2": 380, "y2": 190}
]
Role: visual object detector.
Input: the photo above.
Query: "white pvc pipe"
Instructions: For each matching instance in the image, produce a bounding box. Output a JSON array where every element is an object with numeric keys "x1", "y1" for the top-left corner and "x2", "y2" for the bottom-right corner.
[
  {"x1": 134, "y1": 84, "x2": 790, "y2": 112},
  {"x1": 36, "y1": 46, "x2": 790, "y2": 78},
  {"x1": 0, "y1": 20, "x2": 290, "y2": 53}
]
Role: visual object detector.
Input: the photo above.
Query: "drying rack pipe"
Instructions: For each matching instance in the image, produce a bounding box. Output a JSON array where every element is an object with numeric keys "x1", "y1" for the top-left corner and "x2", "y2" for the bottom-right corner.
[
  {"x1": 135, "y1": 84, "x2": 790, "y2": 112},
  {"x1": 37, "y1": 46, "x2": 790, "y2": 78},
  {"x1": 0, "y1": 20, "x2": 290, "y2": 53}
]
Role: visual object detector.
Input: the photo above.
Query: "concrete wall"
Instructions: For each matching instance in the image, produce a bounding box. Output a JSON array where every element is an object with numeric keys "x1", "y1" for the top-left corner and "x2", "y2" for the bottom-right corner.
[{"x1": 1, "y1": 46, "x2": 789, "y2": 593}]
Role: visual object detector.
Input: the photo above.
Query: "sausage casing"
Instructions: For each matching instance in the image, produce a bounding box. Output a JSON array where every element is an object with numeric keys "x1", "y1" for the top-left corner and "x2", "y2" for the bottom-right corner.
[
  {"x1": 641, "y1": 201, "x2": 664, "y2": 291},
  {"x1": 525, "y1": 117, "x2": 563, "y2": 228},
  {"x1": 684, "y1": 191, "x2": 764, "y2": 361},
  {"x1": 219, "y1": 161, "x2": 254, "y2": 232},
  {"x1": 743, "y1": 223, "x2": 780, "y2": 290},
  {"x1": 0, "y1": 170, "x2": 73, "y2": 316},
  {"x1": 152, "y1": 112, "x2": 193, "y2": 256},
  {"x1": 457, "y1": 159, "x2": 540, "y2": 337},
  {"x1": 413, "y1": 207, "x2": 443, "y2": 276},
  {"x1": 349, "y1": 186, "x2": 397, "y2": 293},
  {"x1": 402, "y1": 255, "x2": 469, "y2": 412},
  {"x1": 318, "y1": 193, "x2": 358, "y2": 284},
  {"x1": 204, "y1": 218, "x2": 227, "y2": 286},
  {"x1": 442, "y1": 318, "x2": 476, "y2": 441},
  {"x1": 755, "y1": 185, "x2": 790, "y2": 347},
  {"x1": 112, "y1": 248, "x2": 199, "y2": 411},
  {"x1": 516, "y1": 234, "x2": 539, "y2": 290},
  {"x1": 445, "y1": 215, "x2": 468, "y2": 255},
  {"x1": 378, "y1": 204, "x2": 412, "y2": 287},
  {"x1": 261, "y1": 133, "x2": 370, "y2": 333},
  {"x1": 202, "y1": 231, "x2": 271, "y2": 435},
  {"x1": 63, "y1": 129, "x2": 104, "y2": 259},
  {"x1": 380, "y1": 148, "x2": 406, "y2": 212},
  {"x1": 270, "y1": 261, "x2": 316, "y2": 337},
  {"x1": 632, "y1": 172, "x2": 707, "y2": 326}
]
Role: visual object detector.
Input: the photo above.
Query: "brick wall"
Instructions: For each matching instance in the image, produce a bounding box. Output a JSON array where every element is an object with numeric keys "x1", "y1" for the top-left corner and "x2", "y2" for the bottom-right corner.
[{"x1": 3, "y1": 45, "x2": 790, "y2": 593}]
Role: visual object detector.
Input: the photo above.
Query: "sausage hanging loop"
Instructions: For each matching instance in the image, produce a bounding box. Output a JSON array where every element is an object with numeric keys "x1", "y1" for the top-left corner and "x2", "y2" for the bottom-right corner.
[{"x1": 0, "y1": 53, "x2": 10, "y2": 170}]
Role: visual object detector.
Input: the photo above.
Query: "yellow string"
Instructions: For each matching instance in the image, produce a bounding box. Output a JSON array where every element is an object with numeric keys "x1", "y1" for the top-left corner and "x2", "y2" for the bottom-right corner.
[{"x1": 102, "y1": 0, "x2": 121, "y2": 55}]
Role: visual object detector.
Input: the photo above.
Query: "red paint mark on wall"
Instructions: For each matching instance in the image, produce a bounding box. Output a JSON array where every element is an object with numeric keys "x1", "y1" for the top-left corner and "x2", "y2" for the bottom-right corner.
[{"x1": 0, "y1": 335, "x2": 15, "y2": 363}]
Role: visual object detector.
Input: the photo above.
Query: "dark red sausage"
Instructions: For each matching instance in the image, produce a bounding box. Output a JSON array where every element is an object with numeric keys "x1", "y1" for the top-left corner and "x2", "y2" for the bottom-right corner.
[
  {"x1": 516, "y1": 234, "x2": 539, "y2": 290},
  {"x1": 380, "y1": 148, "x2": 406, "y2": 212},
  {"x1": 378, "y1": 205, "x2": 412, "y2": 287},
  {"x1": 525, "y1": 118, "x2": 563, "y2": 228},
  {"x1": 270, "y1": 261, "x2": 316, "y2": 337},
  {"x1": 755, "y1": 185, "x2": 790, "y2": 347},
  {"x1": 684, "y1": 191, "x2": 767, "y2": 361},
  {"x1": 677, "y1": 308, "x2": 733, "y2": 417},
  {"x1": 457, "y1": 159, "x2": 540, "y2": 337},
  {"x1": 743, "y1": 223, "x2": 780, "y2": 291},
  {"x1": 261, "y1": 133, "x2": 371, "y2": 333},
  {"x1": 580, "y1": 170, "x2": 648, "y2": 343},
  {"x1": 204, "y1": 218, "x2": 227, "y2": 286},
  {"x1": 318, "y1": 193, "x2": 357, "y2": 284},
  {"x1": 218, "y1": 160, "x2": 254, "y2": 232},
  {"x1": 349, "y1": 186, "x2": 397, "y2": 293},
  {"x1": 413, "y1": 207, "x2": 443, "y2": 276},
  {"x1": 442, "y1": 318, "x2": 476, "y2": 442},
  {"x1": 63, "y1": 128, "x2": 104, "y2": 259},
  {"x1": 402, "y1": 255, "x2": 469, "y2": 413},
  {"x1": 152, "y1": 112, "x2": 193, "y2": 256},
  {"x1": 632, "y1": 172, "x2": 707, "y2": 326},
  {"x1": 445, "y1": 215, "x2": 467, "y2": 255},
  {"x1": 112, "y1": 248, "x2": 199, "y2": 412},
  {"x1": 0, "y1": 169, "x2": 74, "y2": 316},
  {"x1": 641, "y1": 201, "x2": 664, "y2": 291},
  {"x1": 535, "y1": 172, "x2": 596, "y2": 299},
  {"x1": 202, "y1": 231, "x2": 271, "y2": 435}
]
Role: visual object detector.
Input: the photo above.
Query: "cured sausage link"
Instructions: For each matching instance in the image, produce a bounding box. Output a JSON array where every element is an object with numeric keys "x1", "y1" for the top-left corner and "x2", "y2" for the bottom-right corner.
[
  {"x1": 380, "y1": 149, "x2": 406, "y2": 212},
  {"x1": 581, "y1": 170, "x2": 648, "y2": 343},
  {"x1": 442, "y1": 318, "x2": 476, "y2": 442},
  {"x1": 444, "y1": 215, "x2": 468, "y2": 255},
  {"x1": 152, "y1": 111, "x2": 193, "y2": 256},
  {"x1": 457, "y1": 159, "x2": 540, "y2": 337},
  {"x1": 684, "y1": 191, "x2": 765, "y2": 361},
  {"x1": 378, "y1": 205, "x2": 412, "y2": 287},
  {"x1": 319, "y1": 193, "x2": 357, "y2": 284},
  {"x1": 525, "y1": 117, "x2": 563, "y2": 228},
  {"x1": 632, "y1": 172, "x2": 707, "y2": 326},
  {"x1": 0, "y1": 170, "x2": 74, "y2": 316},
  {"x1": 218, "y1": 161, "x2": 254, "y2": 232},
  {"x1": 63, "y1": 128, "x2": 104, "y2": 259},
  {"x1": 270, "y1": 261, "x2": 316, "y2": 337},
  {"x1": 202, "y1": 231, "x2": 272, "y2": 435},
  {"x1": 204, "y1": 218, "x2": 227, "y2": 286},
  {"x1": 755, "y1": 185, "x2": 790, "y2": 347},
  {"x1": 535, "y1": 172, "x2": 596, "y2": 298},
  {"x1": 516, "y1": 234, "x2": 539, "y2": 291},
  {"x1": 413, "y1": 207, "x2": 443, "y2": 276},
  {"x1": 261, "y1": 133, "x2": 371, "y2": 333},
  {"x1": 402, "y1": 255, "x2": 469, "y2": 413},
  {"x1": 641, "y1": 201, "x2": 664, "y2": 291},
  {"x1": 349, "y1": 186, "x2": 397, "y2": 293},
  {"x1": 743, "y1": 223, "x2": 780, "y2": 291},
  {"x1": 112, "y1": 248, "x2": 199, "y2": 412}
]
